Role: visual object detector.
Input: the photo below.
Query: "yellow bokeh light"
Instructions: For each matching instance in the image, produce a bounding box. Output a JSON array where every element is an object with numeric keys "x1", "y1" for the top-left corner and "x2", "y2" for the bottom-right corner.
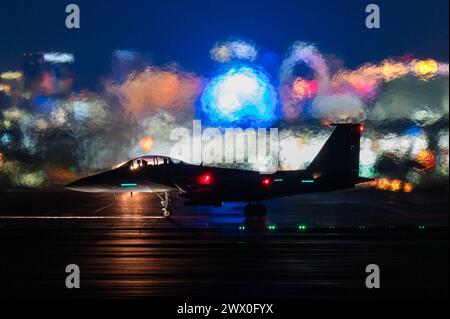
[
  {"x1": 381, "y1": 61, "x2": 408, "y2": 81},
  {"x1": 414, "y1": 59, "x2": 438, "y2": 80},
  {"x1": 0, "y1": 71, "x2": 23, "y2": 80}
]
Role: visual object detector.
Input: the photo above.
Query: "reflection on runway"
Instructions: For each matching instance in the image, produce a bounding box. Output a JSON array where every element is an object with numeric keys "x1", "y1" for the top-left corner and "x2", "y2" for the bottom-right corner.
[
  {"x1": 0, "y1": 188, "x2": 448, "y2": 299},
  {"x1": 0, "y1": 215, "x2": 166, "y2": 219}
]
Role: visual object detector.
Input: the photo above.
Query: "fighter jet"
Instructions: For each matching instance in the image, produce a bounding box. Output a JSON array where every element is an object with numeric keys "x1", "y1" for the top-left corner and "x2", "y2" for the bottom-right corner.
[{"x1": 66, "y1": 124, "x2": 371, "y2": 217}]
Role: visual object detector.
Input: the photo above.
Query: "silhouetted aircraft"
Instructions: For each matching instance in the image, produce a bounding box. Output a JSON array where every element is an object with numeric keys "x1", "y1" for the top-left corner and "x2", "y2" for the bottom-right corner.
[{"x1": 66, "y1": 124, "x2": 370, "y2": 217}]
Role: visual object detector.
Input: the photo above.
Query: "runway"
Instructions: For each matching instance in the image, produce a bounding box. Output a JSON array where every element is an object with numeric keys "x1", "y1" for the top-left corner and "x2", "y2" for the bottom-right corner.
[{"x1": 0, "y1": 187, "x2": 448, "y2": 299}]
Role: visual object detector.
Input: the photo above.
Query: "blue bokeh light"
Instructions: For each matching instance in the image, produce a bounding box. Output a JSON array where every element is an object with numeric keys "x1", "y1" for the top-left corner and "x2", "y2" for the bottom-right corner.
[
  {"x1": 200, "y1": 66, "x2": 278, "y2": 127},
  {"x1": 1, "y1": 133, "x2": 12, "y2": 145},
  {"x1": 33, "y1": 96, "x2": 57, "y2": 113},
  {"x1": 405, "y1": 126, "x2": 423, "y2": 137}
]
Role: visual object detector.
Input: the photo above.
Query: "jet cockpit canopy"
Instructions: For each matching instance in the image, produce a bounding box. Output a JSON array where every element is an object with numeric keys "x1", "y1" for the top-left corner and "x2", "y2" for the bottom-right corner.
[{"x1": 126, "y1": 155, "x2": 182, "y2": 170}]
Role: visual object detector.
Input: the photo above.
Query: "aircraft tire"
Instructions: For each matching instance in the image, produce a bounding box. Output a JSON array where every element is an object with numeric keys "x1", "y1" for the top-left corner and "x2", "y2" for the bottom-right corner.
[
  {"x1": 162, "y1": 208, "x2": 172, "y2": 218},
  {"x1": 244, "y1": 204, "x2": 257, "y2": 218},
  {"x1": 255, "y1": 203, "x2": 267, "y2": 217},
  {"x1": 244, "y1": 204, "x2": 267, "y2": 218}
]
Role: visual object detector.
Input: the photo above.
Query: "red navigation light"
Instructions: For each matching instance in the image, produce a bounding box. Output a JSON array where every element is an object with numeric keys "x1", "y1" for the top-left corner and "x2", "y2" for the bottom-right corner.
[
  {"x1": 359, "y1": 124, "x2": 365, "y2": 133},
  {"x1": 262, "y1": 177, "x2": 271, "y2": 186},
  {"x1": 198, "y1": 173, "x2": 213, "y2": 185}
]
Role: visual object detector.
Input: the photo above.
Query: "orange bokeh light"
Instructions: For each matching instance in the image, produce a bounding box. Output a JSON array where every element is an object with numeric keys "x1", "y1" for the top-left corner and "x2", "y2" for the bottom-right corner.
[
  {"x1": 415, "y1": 149, "x2": 436, "y2": 171},
  {"x1": 292, "y1": 78, "x2": 318, "y2": 100},
  {"x1": 139, "y1": 136, "x2": 155, "y2": 152},
  {"x1": 368, "y1": 178, "x2": 414, "y2": 193}
]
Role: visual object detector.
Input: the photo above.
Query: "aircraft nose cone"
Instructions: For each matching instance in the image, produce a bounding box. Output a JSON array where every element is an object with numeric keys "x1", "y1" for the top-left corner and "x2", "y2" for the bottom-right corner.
[
  {"x1": 65, "y1": 170, "x2": 121, "y2": 193},
  {"x1": 65, "y1": 176, "x2": 94, "y2": 192}
]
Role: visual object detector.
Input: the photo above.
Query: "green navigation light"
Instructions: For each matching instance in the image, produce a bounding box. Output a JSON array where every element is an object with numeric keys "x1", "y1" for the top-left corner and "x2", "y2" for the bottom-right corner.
[{"x1": 121, "y1": 183, "x2": 138, "y2": 187}]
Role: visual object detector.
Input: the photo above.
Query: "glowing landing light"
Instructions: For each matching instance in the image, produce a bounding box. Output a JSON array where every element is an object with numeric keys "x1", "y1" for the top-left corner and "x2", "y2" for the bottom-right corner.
[
  {"x1": 268, "y1": 224, "x2": 277, "y2": 231},
  {"x1": 298, "y1": 224, "x2": 307, "y2": 231},
  {"x1": 418, "y1": 225, "x2": 426, "y2": 230},
  {"x1": 198, "y1": 173, "x2": 213, "y2": 185},
  {"x1": 238, "y1": 225, "x2": 246, "y2": 231}
]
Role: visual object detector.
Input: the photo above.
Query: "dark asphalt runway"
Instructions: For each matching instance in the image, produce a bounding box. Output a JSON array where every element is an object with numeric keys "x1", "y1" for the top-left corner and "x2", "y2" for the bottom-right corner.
[{"x1": 0, "y1": 187, "x2": 448, "y2": 299}]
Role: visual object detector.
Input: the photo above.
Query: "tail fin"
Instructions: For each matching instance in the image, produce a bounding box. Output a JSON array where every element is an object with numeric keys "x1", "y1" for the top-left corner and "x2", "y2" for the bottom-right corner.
[{"x1": 307, "y1": 124, "x2": 363, "y2": 179}]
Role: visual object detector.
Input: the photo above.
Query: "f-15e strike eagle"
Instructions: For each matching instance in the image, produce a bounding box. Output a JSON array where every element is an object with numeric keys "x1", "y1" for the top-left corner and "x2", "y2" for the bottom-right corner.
[{"x1": 66, "y1": 124, "x2": 370, "y2": 217}]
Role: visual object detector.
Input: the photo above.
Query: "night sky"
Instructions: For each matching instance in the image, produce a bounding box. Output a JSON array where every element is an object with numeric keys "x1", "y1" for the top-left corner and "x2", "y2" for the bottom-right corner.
[{"x1": 0, "y1": 0, "x2": 449, "y2": 88}]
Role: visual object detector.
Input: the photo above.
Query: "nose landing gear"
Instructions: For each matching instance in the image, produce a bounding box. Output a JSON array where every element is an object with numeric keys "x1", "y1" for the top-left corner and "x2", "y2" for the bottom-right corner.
[
  {"x1": 244, "y1": 203, "x2": 267, "y2": 218},
  {"x1": 156, "y1": 192, "x2": 172, "y2": 217}
]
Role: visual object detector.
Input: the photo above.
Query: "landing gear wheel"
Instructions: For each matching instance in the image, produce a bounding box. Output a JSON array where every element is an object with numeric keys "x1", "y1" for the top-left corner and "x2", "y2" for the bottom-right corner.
[
  {"x1": 254, "y1": 203, "x2": 267, "y2": 217},
  {"x1": 157, "y1": 192, "x2": 173, "y2": 218},
  {"x1": 244, "y1": 203, "x2": 267, "y2": 218},
  {"x1": 244, "y1": 205, "x2": 255, "y2": 218},
  {"x1": 162, "y1": 208, "x2": 172, "y2": 218}
]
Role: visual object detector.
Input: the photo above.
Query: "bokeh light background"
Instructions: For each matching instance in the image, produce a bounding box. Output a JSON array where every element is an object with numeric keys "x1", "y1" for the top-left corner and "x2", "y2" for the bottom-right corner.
[{"x1": 0, "y1": 39, "x2": 448, "y2": 193}]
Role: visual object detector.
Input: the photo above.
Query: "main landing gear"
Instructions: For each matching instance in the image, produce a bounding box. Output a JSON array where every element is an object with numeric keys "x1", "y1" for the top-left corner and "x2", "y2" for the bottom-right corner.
[
  {"x1": 156, "y1": 192, "x2": 172, "y2": 217},
  {"x1": 244, "y1": 203, "x2": 267, "y2": 218}
]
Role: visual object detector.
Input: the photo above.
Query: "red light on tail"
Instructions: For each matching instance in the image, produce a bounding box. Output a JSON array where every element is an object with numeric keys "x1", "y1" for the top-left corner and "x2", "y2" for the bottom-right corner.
[{"x1": 359, "y1": 124, "x2": 364, "y2": 133}]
